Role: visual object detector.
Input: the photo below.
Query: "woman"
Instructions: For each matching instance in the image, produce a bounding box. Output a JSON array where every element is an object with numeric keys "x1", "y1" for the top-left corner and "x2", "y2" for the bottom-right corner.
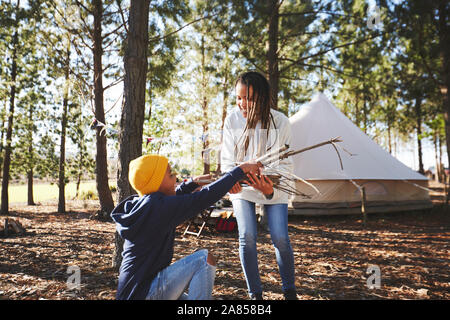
[{"x1": 221, "y1": 71, "x2": 297, "y2": 300}]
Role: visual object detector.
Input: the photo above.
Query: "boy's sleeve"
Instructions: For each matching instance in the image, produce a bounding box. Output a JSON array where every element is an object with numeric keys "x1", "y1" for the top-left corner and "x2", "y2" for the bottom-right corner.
[
  {"x1": 175, "y1": 179, "x2": 199, "y2": 195},
  {"x1": 153, "y1": 167, "x2": 244, "y2": 230}
]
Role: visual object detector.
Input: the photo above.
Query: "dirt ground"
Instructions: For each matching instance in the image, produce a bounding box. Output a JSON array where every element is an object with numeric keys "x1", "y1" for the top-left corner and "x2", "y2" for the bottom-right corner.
[{"x1": 0, "y1": 197, "x2": 448, "y2": 300}]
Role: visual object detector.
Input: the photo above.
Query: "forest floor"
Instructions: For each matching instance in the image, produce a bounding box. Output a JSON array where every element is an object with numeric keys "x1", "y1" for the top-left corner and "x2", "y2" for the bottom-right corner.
[{"x1": 0, "y1": 186, "x2": 449, "y2": 300}]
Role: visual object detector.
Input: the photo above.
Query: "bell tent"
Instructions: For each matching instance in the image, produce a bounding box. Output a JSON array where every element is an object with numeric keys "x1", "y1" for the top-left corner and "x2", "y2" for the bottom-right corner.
[{"x1": 288, "y1": 93, "x2": 431, "y2": 215}]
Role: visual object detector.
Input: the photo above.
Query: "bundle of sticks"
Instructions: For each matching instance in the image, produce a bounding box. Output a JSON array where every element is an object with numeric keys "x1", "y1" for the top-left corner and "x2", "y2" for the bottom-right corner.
[
  {"x1": 255, "y1": 137, "x2": 345, "y2": 168},
  {"x1": 239, "y1": 174, "x2": 312, "y2": 198},
  {"x1": 195, "y1": 137, "x2": 352, "y2": 198}
]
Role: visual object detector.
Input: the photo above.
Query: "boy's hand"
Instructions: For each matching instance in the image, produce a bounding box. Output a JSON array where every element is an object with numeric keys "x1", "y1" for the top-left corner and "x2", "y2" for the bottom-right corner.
[
  {"x1": 238, "y1": 160, "x2": 263, "y2": 176},
  {"x1": 192, "y1": 174, "x2": 212, "y2": 186},
  {"x1": 243, "y1": 172, "x2": 274, "y2": 196},
  {"x1": 229, "y1": 160, "x2": 263, "y2": 194}
]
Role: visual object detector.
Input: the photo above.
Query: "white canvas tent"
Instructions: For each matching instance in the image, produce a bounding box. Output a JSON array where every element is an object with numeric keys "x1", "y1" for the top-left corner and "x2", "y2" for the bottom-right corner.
[{"x1": 288, "y1": 93, "x2": 432, "y2": 215}]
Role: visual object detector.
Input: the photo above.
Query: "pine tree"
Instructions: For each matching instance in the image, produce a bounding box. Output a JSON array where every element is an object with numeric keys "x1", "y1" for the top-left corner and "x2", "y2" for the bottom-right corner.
[
  {"x1": 389, "y1": 0, "x2": 443, "y2": 173},
  {"x1": 114, "y1": 0, "x2": 191, "y2": 270},
  {"x1": 0, "y1": 0, "x2": 44, "y2": 214}
]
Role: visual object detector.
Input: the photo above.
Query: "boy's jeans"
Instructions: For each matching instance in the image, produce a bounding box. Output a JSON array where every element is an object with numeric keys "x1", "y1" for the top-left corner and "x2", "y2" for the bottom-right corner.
[
  {"x1": 146, "y1": 249, "x2": 216, "y2": 300},
  {"x1": 232, "y1": 199, "x2": 296, "y2": 298}
]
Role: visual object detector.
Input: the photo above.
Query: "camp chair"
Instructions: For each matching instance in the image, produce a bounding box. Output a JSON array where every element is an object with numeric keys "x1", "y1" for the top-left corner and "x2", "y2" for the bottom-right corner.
[
  {"x1": 215, "y1": 210, "x2": 237, "y2": 232},
  {"x1": 183, "y1": 206, "x2": 215, "y2": 237}
]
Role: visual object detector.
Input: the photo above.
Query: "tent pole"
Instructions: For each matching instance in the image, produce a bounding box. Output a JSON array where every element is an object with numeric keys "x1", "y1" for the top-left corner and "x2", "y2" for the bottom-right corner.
[{"x1": 350, "y1": 180, "x2": 367, "y2": 227}]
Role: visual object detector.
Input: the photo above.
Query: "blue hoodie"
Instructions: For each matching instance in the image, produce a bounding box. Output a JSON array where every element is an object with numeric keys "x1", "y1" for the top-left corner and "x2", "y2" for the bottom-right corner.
[{"x1": 111, "y1": 166, "x2": 245, "y2": 300}]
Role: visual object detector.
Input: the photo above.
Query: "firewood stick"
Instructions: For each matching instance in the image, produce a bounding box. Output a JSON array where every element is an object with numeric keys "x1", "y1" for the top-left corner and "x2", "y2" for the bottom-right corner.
[
  {"x1": 255, "y1": 144, "x2": 289, "y2": 164},
  {"x1": 281, "y1": 137, "x2": 343, "y2": 159}
]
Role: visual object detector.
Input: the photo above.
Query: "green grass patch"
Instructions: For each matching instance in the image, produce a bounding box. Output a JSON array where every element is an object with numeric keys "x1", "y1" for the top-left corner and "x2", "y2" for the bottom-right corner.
[{"x1": 5, "y1": 181, "x2": 116, "y2": 203}]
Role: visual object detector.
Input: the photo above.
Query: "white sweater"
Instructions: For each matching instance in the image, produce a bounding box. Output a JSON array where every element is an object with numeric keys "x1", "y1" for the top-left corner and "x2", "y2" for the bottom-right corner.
[{"x1": 221, "y1": 107, "x2": 294, "y2": 204}]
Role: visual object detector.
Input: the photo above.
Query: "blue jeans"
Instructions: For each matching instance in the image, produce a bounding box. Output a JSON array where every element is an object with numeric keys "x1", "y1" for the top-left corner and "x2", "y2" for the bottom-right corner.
[
  {"x1": 232, "y1": 199, "x2": 296, "y2": 298},
  {"x1": 146, "y1": 249, "x2": 216, "y2": 300}
]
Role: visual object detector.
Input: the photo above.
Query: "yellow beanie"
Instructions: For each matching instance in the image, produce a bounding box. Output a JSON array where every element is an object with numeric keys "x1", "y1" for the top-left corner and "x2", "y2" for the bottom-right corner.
[{"x1": 128, "y1": 154, "x2": 169, "y2": 196}]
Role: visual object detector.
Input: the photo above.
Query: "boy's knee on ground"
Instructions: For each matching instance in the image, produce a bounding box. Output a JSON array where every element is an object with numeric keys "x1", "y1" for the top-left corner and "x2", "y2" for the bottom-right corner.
[
  {"x1": 207, "y1": 252, "x2": 217, "y2": 266},
  {"x1": 195, "y1": 249, "x2": 217, "y2": 267}
]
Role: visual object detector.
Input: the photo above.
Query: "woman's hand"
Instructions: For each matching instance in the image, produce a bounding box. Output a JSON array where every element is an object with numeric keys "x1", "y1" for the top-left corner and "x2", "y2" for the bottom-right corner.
[
  {"x1": 244, "y1": 172, "x2": 274, "y2": 196},
  {"x1": 231, "y1": 159, "x2": 264, "y2": 194},
  {"x1": 229, "y1": 182, "x2": 242, "y2": 194}
]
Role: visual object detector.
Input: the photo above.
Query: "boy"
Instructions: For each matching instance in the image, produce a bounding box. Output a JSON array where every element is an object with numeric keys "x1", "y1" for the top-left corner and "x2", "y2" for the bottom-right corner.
[{"x1": 111, "y1": 154, "x2": 262, "y2": 300}]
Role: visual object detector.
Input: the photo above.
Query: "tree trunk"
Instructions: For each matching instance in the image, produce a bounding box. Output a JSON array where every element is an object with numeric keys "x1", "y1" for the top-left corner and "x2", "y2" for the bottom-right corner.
[
  {"x1": 439, "y1": 135, "x2": 444, "y2": 182},
  {"x1": 354, "y1": 95, "x2": 360, "y2": 129},
  {"x1": 363, "y1": 89, "x2": 368, "y2": 134},
  {"x1": 114, "y1": 0, "x2": 150, "y2": 270},
  {"x1": 434, "y1": 131, "x2": 440, "y2": 182},
  {"x1": 415, "y1": 96, "x2": 425, "y2": 174},
  {"x1": 267, "y1": 0, "x2": 279, "y2": 110},
  {"x1": 57, "y1": 93, "x2": 67, "y2": 213},
  {"x1": 387, "y1": 121, "x2": 392, "y2": 154},
  {"x1": 217, "y1": 70, "x2": 229, "y2": 173},
  {"x1": 93, "y1": 0, "x2": 115, "y2": 214},
  {"x1": 58, "y1": 45, "x2": 70, "y2": 213},
  {"x1": 147, "y1": 81, "x2": 152, "y2": 121},
  {"x1": 221, "y1": 72, "x2": 229, "y2": 130},
  {"x1": 117, "y1": 0, "x2": 150, "y2": 202},
  {"x1": 202, "y1": 113, "x2": 210, "y2": 174},
  {"x1": 438, "y1": 0, "x2": 450, "y2": 189},
  {"x1": 75, "y1": 170, "x2": 81, "y2": 199},
  {"x1": 27, "y1": 169, "x2": 34, "y2": 206},
  {"x1": 1, "y1": 30, "x2": 18, "y2": 215},
  {"x1": 0, "y1": 95, "x2": 7, "y2": 178},
  {"x1": 200, "y1": 36, "x2": 210, "y2": 174},
  {"x1": 27, "y1": 104, "x2": 35, "y2": 206}
]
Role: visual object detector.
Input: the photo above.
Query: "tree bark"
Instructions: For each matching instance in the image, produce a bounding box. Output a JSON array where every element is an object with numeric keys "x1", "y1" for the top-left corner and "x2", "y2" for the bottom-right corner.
[
  {"x1": 354, "y1": 95, "x2": 361, "y2": 129},
  {"x1": 93, "y1": 0, "x2": 115, "y2": 214},
  {"x1": 27, "y1": 169, "x2": 34, "y2": 205},
  {"x1": 200, "y1": 36, "x2": 210, "y2": 174},
  {"x1": 27, "y1": 104, "x2": 35, "y2": 206},
  {"x1": 0, "y1": 95, "x2": 7, "y2": 178},
  {"x1": 434, "y1": 131, "x2": 440, "y2": 182},
  {"x1": 202, "y1": 114, "x2": 210, "y2": 174},
  {"x1": 1, "y1": 29, "x2": 18, "y2": 215},
  {"x1": 114, "y1": 0, "x2": 150, "y2": 270},
  {"x1": 387, "y1": 126, "x2": 392, "y2": 153},
  {"x1": 438, "y1": 0, "x2": 450, "y2": 188},
  {"x1": 217, "y1": 69, "x2": 229, "y2": 173},
  {"x1": 267, "y1": 0, "x2": 279, "y2": 110},
  {"x1": 438, "y1": 135, "x2": 444, "y2": 182},
  {"x1": 415, "y1": 96, "x2": 424, "y2": 174},
  {"x1": 58, "y1": 45, "x2": 70, "y2": 213},
  {"x1": 363, "y1": 88, "x2": 368, "y2": 134},
  {"x1": 117, "y1": 0, "x2": 150, "y2": 202}
]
